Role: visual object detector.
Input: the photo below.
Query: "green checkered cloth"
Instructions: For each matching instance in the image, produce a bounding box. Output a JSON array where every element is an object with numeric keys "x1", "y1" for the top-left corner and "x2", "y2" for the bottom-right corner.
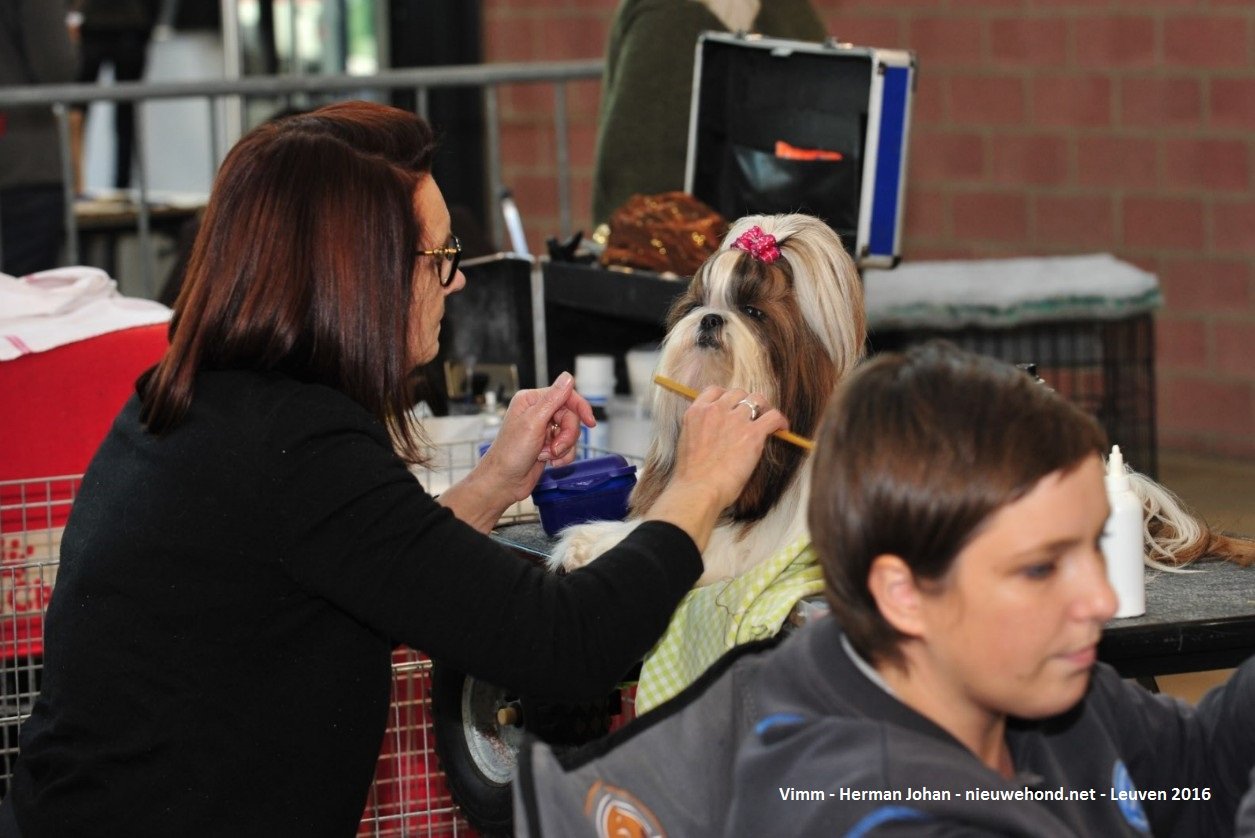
[{"x1": 634, "y1": 537, "x2": 822, "y2": 715}]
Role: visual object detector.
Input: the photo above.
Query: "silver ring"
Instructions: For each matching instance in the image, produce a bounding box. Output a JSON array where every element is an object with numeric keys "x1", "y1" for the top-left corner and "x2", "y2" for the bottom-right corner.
[{"x1": 735, "y1": 398, "x2": 761, "y2": 421}]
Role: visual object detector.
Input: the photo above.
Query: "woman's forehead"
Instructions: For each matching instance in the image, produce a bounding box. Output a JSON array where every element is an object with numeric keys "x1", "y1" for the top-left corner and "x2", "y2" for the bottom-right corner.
[{"x1": 956, "y1": 457, "x2": 1107, "y2": 569}]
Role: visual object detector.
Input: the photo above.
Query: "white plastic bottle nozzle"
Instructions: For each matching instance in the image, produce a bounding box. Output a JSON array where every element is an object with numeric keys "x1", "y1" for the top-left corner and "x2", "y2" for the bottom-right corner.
[
  {"x1": 476, "y1": 390, "x2": 502, "y2": 461},
  {"x1": 574, "y1": 354, "x2": 614, "y2": 458},
  {"x1": 1100, "y1": 445, "x2": 1146, "y2": 618}
]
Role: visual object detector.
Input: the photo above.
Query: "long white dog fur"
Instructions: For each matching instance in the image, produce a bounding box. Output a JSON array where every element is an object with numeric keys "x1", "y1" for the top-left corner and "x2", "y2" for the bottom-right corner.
[{"x1": 548, "y1": 214, "x2": 866, "y2": 585}]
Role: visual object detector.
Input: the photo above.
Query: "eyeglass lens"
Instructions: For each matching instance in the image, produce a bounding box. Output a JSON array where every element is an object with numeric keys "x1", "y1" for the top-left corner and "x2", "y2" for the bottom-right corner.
[{"x1": 442, "y1": 236, "x2": 461, "y2": 286}]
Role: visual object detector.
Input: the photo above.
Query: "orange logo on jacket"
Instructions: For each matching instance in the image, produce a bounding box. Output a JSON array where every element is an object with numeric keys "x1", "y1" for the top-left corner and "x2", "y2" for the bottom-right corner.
[{"x1": 584, "y1": 781, "x2": 665, "y2": 838}]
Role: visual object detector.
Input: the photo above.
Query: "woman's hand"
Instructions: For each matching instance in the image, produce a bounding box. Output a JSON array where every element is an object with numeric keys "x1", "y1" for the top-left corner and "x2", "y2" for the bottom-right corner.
[
  {"x1": 438, "y1": 372, "x2": 595, "y2": 532},
  {"x1": 646, "y1": 387, "x2": 788, "y2": 552},
  {"x1": 482, "y1": 371, "x2": 596, "y2": 498}
]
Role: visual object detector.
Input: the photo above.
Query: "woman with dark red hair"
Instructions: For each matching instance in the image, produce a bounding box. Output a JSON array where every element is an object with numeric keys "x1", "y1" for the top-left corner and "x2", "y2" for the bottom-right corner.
[{"x1": 0, "y1": 101, "x2": 787, "y2": 837}]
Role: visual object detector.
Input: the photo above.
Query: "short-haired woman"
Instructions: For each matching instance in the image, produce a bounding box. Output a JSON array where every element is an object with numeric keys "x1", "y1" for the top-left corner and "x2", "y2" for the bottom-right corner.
[
  {"x1": 0, "y1": 101, "x2": 787, "y2": 837},
  {"x1": 742, "y1": 342, "x2": 1255, "y2": 836}
]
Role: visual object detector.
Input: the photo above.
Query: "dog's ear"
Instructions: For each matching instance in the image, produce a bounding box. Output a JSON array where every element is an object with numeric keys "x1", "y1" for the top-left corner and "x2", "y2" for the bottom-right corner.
[
  {"x1": 663, "y1": 288, "x2": 695, "y2": 332},
  {"x1": 728, "y1": 437, "x2": 805, "y2": 523},
  {"x1": 774, "y1": 335, "x2": 839, "y2": 442},
  {"x1": 628, "y1": 360, "x2": 688, "y2": 517}
]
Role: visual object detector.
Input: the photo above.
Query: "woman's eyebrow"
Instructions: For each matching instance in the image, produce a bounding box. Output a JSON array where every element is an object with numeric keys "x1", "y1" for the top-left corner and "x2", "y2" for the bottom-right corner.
[{"x1": 1006, "y1": 536, "x2": 1083, "y2": 560}]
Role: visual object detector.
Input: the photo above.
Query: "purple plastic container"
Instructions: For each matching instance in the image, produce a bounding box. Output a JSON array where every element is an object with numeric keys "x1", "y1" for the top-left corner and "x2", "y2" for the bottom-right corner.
[{"x1": 531, "y1": 454, "x2": 638, "y2": 536}]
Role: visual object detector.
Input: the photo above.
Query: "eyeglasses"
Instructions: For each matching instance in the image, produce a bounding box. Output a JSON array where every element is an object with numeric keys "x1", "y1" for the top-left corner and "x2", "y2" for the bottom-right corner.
[{"x1": 416, "y1": 234, "x2": 462, "y2": 287}]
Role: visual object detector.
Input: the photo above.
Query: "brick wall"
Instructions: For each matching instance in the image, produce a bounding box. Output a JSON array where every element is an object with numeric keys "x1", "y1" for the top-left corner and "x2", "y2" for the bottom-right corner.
[
  {"x1": 482, "y1": 0, "x2": 613, "y2": 247},
  {"x1": 483, "y1": 0, "x2": 1255, "y2": 460}
]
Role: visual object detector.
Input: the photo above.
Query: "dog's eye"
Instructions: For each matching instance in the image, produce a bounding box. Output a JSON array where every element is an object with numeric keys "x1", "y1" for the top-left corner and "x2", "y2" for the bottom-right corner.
[{"x1": 741, "y1": 305, "x2": 766, "y2": 321}]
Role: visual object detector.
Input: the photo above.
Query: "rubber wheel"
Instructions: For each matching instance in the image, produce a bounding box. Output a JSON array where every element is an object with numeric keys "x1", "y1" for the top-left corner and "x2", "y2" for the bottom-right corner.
[
  {"x1": 430, "y1": 663, "x2": 522, "y2": 836},
  {"x1": 429, "y1": 664, "x2": 621, "y2": 835}
]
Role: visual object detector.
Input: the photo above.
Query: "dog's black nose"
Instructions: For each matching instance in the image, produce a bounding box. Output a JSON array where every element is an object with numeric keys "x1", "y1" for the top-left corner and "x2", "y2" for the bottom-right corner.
[
  {"x1": 697, "y1": 313, "x2": 723, "y2": 348},
  {"x1": 699, "y1": 313, "x2": 724, "y2": 333}
]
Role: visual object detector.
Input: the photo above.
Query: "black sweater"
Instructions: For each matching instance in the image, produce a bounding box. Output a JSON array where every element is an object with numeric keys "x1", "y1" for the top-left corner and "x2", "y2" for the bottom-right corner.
[{"x1": 5, "y1": 370, "x2": 701, "y2": 837}]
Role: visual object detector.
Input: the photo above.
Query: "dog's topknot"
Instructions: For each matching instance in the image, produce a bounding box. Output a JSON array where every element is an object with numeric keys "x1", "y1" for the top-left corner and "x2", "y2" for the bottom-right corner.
[{"x1": 718, "y1": 214, "x2": 866, "y2": 380}]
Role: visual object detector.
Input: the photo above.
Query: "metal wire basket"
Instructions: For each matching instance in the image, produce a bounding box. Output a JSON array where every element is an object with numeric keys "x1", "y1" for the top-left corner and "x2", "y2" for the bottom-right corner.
[
  {"x1": 1, "y1": 475, "x2": 79, "y2": 800},
  {"x1": 357, "y1": 650, "x2": 473, "y2": 837},
  {"x1": 411, "y1": 437, "x2": 539, "y2": 527}
]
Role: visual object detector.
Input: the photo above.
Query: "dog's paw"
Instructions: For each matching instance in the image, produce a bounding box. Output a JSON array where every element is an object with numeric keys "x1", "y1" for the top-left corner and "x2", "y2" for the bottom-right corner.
[{"x1": 547, "y1": 519, "x2": 639, "y2": 573}]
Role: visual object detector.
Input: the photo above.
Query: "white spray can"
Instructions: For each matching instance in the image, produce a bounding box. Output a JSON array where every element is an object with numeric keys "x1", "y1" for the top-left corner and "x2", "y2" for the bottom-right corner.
[{"x1": 1100, "y1": 445, "x2": 1146, "y2": 618}]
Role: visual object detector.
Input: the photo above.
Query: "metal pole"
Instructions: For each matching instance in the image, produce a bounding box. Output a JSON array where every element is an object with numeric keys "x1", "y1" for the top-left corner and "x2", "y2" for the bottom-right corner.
[
  {"x1": 207, "y1": 95, "x2": 221, "y2": 180},
  {"x1": 483, "y1": 85, "x2": 504, "y2": 250},
  {"x1": 219, "y1": 0, "x2": 244, "y2": 149},
  {"x1": 0, "y1": 61, "x2": 606, "y2": 107},
  {"x1": 133, "y1": 104, "x2": 154, "y2": 297},
  {"x1": 553, "y1": 83, "x2": 571, "y2": 240},
  {"x1": 53, "y1": 103, "x2": 79, "y2": 266},
  {"x1": 372, "y1": 0, "x2": 390, "y2": 71},
  {"x1": 288, "y1": 0, "x2": 299, "y2": 75},
  {"x1": 157, "y1": 0, "x2": 179, "y2": 30},
  {"x1": 325, "y1": 0, "x2": 346, "y2": 75}
]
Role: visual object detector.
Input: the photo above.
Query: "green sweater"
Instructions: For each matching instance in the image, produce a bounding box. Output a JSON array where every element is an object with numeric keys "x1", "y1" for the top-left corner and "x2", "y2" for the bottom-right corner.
[{"x1": 591, "y1": 0, "x2": 826, "y2": 226}]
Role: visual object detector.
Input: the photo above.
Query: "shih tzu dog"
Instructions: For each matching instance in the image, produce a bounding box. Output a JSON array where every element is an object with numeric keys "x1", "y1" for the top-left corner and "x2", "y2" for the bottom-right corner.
[{"x1": 549, "y1": 214, "x2": 866, "y2": 584}]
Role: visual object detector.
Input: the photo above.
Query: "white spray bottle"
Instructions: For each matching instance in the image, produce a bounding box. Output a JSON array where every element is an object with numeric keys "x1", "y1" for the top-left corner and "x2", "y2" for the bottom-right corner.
[{"x1": 1100, "y1": 445, "x2": 1146, "y2": 618}]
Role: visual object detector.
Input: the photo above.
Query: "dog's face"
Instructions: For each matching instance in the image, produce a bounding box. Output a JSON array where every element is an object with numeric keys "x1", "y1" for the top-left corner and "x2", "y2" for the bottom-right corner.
[{"x1": 630, "y1": 249, "x2": 844, "y2": 523}]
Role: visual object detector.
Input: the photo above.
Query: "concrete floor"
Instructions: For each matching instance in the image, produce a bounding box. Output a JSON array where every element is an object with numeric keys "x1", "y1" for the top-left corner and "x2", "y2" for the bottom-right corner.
[{"x1": 1149, "y1": 451, "x2": 1255, "y2": 704}]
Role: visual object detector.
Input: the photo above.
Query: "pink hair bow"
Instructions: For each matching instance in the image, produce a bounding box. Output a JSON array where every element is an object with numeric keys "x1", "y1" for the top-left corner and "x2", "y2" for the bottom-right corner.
[{"x1": 731, "y1": 225, "x2": 781, "y2": 264}]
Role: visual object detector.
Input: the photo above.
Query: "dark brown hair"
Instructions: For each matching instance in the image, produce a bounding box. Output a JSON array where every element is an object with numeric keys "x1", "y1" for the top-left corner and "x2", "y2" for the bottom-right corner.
[
  {"x1": 808, "y1": 341, "x2": 1107, "y2": 666},
  {"x1": 140, "y1": 100, "x2": 437, "y2": 461}
]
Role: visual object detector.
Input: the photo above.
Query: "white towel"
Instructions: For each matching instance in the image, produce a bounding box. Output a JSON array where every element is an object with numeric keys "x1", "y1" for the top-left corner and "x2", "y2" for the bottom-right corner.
[
  {"x1": 863, "y1": 253, "x2": 1162, "y2": 330},
  {"x1": 0, "y1": 267, "x2": 171, "y2": 361}
]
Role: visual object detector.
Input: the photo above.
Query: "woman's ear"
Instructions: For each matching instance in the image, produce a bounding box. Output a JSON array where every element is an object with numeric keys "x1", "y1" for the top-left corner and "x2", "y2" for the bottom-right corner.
[{"x1": 867, "y1": 554, "x2": 925, "y2": 638}]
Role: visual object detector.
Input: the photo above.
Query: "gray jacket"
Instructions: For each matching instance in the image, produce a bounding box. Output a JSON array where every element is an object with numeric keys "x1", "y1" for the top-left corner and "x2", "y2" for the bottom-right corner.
[
  {"x1": 1239, "y1": 766, "x2": 1255, "y2": 837},
  {"x1": 0, "y1": 0, "x2": 78, "y2": 189},
  {"x1": 515, "y1": 616, "x2": 1255, "y2": 836}
]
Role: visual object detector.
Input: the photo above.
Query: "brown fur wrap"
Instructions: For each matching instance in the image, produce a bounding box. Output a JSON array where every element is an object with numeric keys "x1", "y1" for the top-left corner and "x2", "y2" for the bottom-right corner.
[{"x1": 599, "y1": 192, "x2": 729, "y2": 276}]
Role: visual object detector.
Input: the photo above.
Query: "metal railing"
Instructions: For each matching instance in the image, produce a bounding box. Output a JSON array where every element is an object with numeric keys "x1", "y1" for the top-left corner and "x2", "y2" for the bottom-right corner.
[{"x1": 0, "y1": 60, "x2": 602, "y2": 296}]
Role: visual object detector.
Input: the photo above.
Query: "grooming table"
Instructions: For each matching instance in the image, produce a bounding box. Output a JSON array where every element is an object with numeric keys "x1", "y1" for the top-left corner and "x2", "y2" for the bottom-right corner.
[
  {"x1": 1100, "y1": 560, "x2": 1255, "y2": 678},
  {"x1": 494, "y1": 522, "x2": 1255, "y2": 680}
]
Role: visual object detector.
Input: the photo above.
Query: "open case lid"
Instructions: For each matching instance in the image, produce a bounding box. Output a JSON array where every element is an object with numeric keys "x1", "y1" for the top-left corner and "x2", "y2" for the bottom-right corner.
[{"x1": 683, "y1": 32, "x2": 915, "y2": 267}]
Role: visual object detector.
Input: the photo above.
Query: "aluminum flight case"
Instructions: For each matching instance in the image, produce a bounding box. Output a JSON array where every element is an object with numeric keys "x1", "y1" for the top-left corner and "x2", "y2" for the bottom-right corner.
[{"x1": 684, "y1": 32, "x2": 916, "y2": 268}]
